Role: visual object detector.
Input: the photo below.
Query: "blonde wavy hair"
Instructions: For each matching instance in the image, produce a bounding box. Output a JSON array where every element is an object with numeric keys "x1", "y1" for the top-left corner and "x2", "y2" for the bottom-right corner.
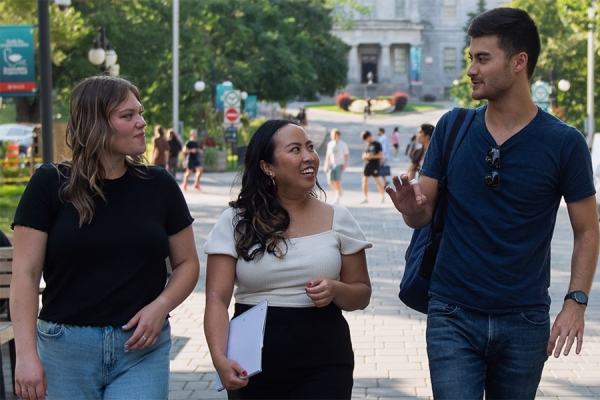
[{"x1": 60, "y1": 75, "x2": 147, "y2": 227}]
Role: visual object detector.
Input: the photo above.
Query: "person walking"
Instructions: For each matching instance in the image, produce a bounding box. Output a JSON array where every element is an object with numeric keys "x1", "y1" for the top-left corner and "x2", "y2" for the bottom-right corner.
[
  {"x1": 203, "y1": 119, "x2": 372, "y2": 399},
  {"x1": 407, "y1": 124, "x2": 434, "y2": 180},
  {"x1": 167, "y1": 128, "x2": 182, "y2": 179},
  {"x1": 323, "y1": 128, "x2": 350, "y2": 204},
  {"x1": 151, "y1": 125, "x2": 169, "y2": 168},
  {"x1": 387, "y1": 8, "x2": 598, "y2": 399},
  {"x1": 9, "y1": 75, "x2": 200, "y2": 400},
  {"x1": 377, "y1": 127, "x2": 391, "y2": 186},
  {"x1": 360, "y1": 130, "x2": 385, "y2": 204},
  {"x1": 181, "y1": 129, "x2": 203, "y2": 191},
  {"x1": 392, "y1": 127, "x2": 400, "y2": 160}
]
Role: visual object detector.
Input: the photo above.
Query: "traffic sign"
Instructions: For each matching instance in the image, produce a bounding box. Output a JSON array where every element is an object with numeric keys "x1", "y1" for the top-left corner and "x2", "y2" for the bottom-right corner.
[
  {"x1": 225, "y1": 127, "x2": 238, "y2": 143},
  {"x1": 531, "y1": 81, "x2": 550, "y2": 102},
  {"x1": 224, "y1": 90, "x2": 241, "y2": 107},
  {"x1": 224, "y1": 107, "x2": 240, "y2": 123}
]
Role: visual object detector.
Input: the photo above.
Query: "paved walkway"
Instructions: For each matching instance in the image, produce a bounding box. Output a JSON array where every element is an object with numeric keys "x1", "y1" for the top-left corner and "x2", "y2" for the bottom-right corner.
[{"x1": 168, "y1": 105, "x2": 600, "y2": 399}]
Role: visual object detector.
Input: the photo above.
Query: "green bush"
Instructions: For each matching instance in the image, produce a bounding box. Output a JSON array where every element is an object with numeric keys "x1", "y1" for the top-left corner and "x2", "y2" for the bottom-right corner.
[
  {"x1": 203, "y1": 147, "x2": 219, "y2": 169},
  {"x1": 336, "y1": 93, "x2": 353, "y2": 111},
  {"x1": 392, "y1": 92, "x2": 409, "y2": 111}
]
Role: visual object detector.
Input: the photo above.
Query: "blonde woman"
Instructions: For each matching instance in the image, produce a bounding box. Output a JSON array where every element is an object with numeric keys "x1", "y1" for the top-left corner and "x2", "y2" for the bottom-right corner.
[{"x1": 10, "y1": 75, "x2": 199, "y2": 400}]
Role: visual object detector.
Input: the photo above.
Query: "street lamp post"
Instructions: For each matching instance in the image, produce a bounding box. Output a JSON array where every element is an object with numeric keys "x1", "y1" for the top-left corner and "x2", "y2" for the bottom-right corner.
[
  {"x1": 88, "y1": 26, "x2": 119, "y2": 76},
  {"x1": 38, "y1": 0, "x2": 54, "y2": 164},
  {"x1": 37, "y1": 0, "x2": 72, "y2": 164}
]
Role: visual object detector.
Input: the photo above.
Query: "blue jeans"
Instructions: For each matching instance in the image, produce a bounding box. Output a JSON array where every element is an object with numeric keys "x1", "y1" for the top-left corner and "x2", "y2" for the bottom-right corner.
[
  {"x1": 426, "y1": 298, "x2": 549, "y2": 400},
  {"x1": 37, "y1": 319, "x2": 171, "y2": 400}
]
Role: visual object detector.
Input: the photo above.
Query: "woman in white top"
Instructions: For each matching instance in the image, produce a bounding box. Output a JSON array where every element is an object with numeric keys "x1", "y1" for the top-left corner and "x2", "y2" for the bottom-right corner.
[{"x1": 204, "y1": 119, "x2": 372, "y2": 399}]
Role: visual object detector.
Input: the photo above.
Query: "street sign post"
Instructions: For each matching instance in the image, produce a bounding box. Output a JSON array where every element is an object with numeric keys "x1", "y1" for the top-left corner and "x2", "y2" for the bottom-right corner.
[
  {"x1": 223, "y1": 90, "x2": 241, "y2": 124},
  {"x1": 224, "y1": 107, "x2": 240, "y2": 124},
  {"x1": 531, "y1": 81, "x2": 550, "y2": 111},
  {"x1": 225, "y1": 127, "x2": 238, "y2": 144}
]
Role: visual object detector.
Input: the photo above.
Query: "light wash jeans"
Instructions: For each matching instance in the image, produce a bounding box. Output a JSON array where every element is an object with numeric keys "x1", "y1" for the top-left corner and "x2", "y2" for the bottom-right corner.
[
  {"x1": 426, "y1": 297, "x2": 550, "y2": 400},
  {"x1": 37, "y1": 318, "x2": 171, "y2": 400}
]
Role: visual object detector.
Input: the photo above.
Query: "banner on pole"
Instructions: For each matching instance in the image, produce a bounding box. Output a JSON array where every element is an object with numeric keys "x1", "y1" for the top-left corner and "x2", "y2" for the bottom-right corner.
[{"x1": 0, "y1": 25, "x2": 36, "y2": 97}]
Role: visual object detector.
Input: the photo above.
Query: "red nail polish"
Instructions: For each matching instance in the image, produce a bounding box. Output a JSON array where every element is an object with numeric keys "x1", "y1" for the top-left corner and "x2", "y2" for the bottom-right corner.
[
  {"x1": 242, "y1": 370, "x2": 248, "y2": 376},
  {"x1": 307, "y1": 283, "x2": 312, "y2": 288}
]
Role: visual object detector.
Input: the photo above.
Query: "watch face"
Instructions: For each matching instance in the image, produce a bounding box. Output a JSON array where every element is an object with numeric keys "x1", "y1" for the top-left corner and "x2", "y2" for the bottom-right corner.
[{"x1": 574, "y1": 291, "x2": 589, "y2": 304}]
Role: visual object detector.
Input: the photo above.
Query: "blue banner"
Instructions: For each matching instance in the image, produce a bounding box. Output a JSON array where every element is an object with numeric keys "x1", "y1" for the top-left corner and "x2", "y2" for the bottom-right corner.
[
  {"x1": 216, "y1": 82, "x2": 234, "y2": 112},
  {"x1": 0, "y1": 25, "x2": 36, "y2": 97},
  {"x1": 244, "y1": 95, "x2": 257, "y2": 119},
  {"x1": 410, "y1": 46, "x2": 422, "y2": 83}
]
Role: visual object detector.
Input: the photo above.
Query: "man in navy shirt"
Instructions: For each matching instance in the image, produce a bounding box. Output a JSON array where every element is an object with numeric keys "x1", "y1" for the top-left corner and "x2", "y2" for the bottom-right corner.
[{"x1": 387, "y1": 8, "x2": 598, "y2": 399}]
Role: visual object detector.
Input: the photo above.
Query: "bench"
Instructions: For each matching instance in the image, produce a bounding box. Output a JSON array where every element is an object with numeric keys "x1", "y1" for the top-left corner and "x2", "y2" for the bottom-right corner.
[{"x1": 0, "y1": 247, "x2": 16, "y2": 399}]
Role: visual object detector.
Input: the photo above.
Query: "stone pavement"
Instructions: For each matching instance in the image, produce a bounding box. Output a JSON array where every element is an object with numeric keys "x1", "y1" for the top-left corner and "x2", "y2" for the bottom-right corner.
[{"x1": 168, "y1": 105, "x2": 600, "y2": 399}]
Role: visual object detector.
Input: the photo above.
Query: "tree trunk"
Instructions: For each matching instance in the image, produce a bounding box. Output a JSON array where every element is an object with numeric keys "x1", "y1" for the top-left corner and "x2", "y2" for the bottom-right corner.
[{"x1": 14, "y1": 97, "x2": 40, "y2": 123}]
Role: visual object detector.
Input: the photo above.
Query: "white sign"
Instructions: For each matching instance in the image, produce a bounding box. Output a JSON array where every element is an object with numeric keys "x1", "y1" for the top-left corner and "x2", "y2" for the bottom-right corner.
[
  {"x1": 224, "y1": 90, "x2": 241, "y2": 107},
  {"x1": 224, "y1": 107, "x2": 240, "y2": 124}
]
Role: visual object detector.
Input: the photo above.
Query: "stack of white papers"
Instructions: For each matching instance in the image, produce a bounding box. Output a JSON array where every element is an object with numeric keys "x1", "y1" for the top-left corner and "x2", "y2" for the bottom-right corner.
[{"x1": 216, "y1": 300, "x2": 268, "y2": 391}]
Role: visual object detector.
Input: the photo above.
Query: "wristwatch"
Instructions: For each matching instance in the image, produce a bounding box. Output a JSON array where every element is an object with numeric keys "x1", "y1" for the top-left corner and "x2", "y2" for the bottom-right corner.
[{"x1": 564, "y1": 291, "x2": 588, "y2": 306}]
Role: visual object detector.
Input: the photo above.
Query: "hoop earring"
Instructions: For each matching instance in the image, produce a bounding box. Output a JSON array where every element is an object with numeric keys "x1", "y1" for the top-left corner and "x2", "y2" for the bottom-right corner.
[{"x1": 269, "y1": 173, "x2": 278, "y2": 194}]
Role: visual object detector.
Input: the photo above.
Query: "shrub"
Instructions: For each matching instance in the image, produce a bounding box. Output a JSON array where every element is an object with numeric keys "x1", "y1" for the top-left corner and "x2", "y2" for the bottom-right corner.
[
  {"x1": 335, "y1": 92, "x2": 353, "y2": 111},
  {"x1": 392, "y1": 92, "x2": 409, "y2": 111},
  {"x1": 423, "y1": 93, "x2": 437, "y2": 102}
]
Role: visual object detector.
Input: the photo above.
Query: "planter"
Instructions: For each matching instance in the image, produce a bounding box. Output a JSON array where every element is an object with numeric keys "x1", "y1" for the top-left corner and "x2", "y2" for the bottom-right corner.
[{"x1": 203, "y1": 148, "x2": 227, "y2": 172}]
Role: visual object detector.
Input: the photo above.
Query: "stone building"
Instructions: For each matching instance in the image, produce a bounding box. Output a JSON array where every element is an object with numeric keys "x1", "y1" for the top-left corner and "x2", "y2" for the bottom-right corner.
[{"x1": 331, "y1": 0, "x2": 504, "y2": 100}]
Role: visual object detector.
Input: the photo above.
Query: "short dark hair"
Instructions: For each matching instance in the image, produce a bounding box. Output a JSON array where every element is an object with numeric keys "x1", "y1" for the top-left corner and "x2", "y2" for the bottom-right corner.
[
  {"x1": 421, "y1": 124, "x2": 435, "y2": 136},
  {"x1": 361, "y1": 130, "x2": 372, "y2": 140},
  {"x1": 468, "y1": 7, "x2": 540, "y2": 79}
]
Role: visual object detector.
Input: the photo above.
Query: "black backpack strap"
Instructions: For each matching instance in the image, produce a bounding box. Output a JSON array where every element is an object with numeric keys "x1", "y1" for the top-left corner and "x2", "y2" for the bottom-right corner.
[{"x1": 419, "y1": 108, "x2": 470, "y2": 279}]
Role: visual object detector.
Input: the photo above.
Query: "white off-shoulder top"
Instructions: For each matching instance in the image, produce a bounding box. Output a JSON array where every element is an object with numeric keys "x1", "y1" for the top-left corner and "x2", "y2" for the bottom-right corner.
[{"x1": 204, "y1": 204, "x2": 372, "y2": 308}]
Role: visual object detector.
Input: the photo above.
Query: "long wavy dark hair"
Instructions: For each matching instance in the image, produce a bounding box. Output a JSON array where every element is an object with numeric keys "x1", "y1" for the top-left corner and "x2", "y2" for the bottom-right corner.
[{"x1": 230, "y1": 119, "x2": 325, "y2": 261}]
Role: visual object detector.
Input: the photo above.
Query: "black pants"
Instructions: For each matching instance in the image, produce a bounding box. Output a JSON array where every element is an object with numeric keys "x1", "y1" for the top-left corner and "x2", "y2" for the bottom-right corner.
[{"x1": 228, "y1": 303, "x2": 354, "y2": 400}]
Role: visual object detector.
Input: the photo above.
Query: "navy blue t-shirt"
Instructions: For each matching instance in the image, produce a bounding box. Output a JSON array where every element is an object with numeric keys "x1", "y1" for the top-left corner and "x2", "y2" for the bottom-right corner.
[{"x1": 420, "y1": 106, "x2": 595, "y2": 313}]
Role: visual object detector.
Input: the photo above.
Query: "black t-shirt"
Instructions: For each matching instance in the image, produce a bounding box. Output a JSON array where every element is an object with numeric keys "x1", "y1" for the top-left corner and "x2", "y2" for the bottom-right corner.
[
  {"x1": 185, "y1": 140, "x2": 200, "y2": 162},
  {"x1": 364, "y1": 140, "x2": 382, "y2": 170},
  {"x1": 168, "y1": 138, "x2": 182, "y2": 158},
  {"x1": 12, "y1": 164, "x2": 194, "y2": 326}
]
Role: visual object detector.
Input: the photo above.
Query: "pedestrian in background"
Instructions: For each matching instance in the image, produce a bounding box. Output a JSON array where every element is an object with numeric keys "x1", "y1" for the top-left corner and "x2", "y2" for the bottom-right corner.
[
  {"x1": 387, "y1": 8, "x2": 598, "y2": 399},
  {"x1": 323, "y1": 128, "x2": 350, "y2": 204},
  {"x1": 203, "y1": 119, "x2": 371, "y2": 399},
  {"x1": 405, "y1": 134, "x2": 421, "y2": 161},
  {"x1": 407, "y1": 124, "x2": 434, "y2": 180},
  {"x1": 181, "y1": 129, "x2": 203, "y2": 191},
  {"x1": 360, "y1": 130, "x2": 385, "y2": 204},
  {"x1": 167, "y1": 128, "x2": 182, "y2": 179},
  {"x1": 151, "y1": 125, "x2": 169, "y2": 168},
  {"x1": 377, "y1": 127, "x2": 391, "y2": 186},
  {"x1": 392, "y1": 127, "x2": 400, "y2": 160},
  {"x1": 10, "y1": 75, "x2": 199, "y2": 400}
]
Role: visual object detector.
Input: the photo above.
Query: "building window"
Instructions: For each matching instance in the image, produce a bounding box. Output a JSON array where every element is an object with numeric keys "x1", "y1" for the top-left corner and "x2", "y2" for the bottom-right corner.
[
  {"x1": 362, "y1": 0, "x2": 375, "y2": 19},
  {"x1": 444, "y1": 47, "x2": 456, "y2": 73},
  {"x1": 395, "y1": 0, "x2": 406, "y2": 19},
  {"x1": 443, "y1": 0, "x2": 456, "y2": 18},
  {"x1": 394, "y1": 48, "x2": 407, "y2": 73}
]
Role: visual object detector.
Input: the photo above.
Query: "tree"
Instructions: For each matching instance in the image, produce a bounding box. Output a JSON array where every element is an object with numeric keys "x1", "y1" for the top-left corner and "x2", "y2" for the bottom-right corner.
[
  {"x1": 451, "y1": 0, "x2": 598, "y2": 136},
  {"x1": 0, "y1": 0, "x2": 91, "y2": 122},
  {"x1": 2, "y1": 0, "x2": 350, "y2": 133}
]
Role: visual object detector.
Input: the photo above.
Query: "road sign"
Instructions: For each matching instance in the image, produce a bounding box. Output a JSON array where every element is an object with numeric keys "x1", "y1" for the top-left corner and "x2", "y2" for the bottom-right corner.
[
  {"x1": 224, "y1": 107, "x2": 240, "y2": 123},
  {"x1": 531, "y1": 81, "x2": 550, "y2": 102},
  {"x1": 225, "y1": 127, "x2": 238, "y2": 143},
  {"x1": 224, "y1": 90, "x2": 241, "y2": 107}
]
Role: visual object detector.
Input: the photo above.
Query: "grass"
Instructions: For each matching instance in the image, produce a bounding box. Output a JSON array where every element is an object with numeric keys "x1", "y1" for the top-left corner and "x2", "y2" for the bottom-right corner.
[
  {"x1": 0, "y1": 103, "x2": 17, "y2": 125},
  {"x1": 0, "y1": 184, "x2": 26, "y2": 241},
  {"x1": 306, "y1": 102, "x2": 444, "y2": 114}
]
